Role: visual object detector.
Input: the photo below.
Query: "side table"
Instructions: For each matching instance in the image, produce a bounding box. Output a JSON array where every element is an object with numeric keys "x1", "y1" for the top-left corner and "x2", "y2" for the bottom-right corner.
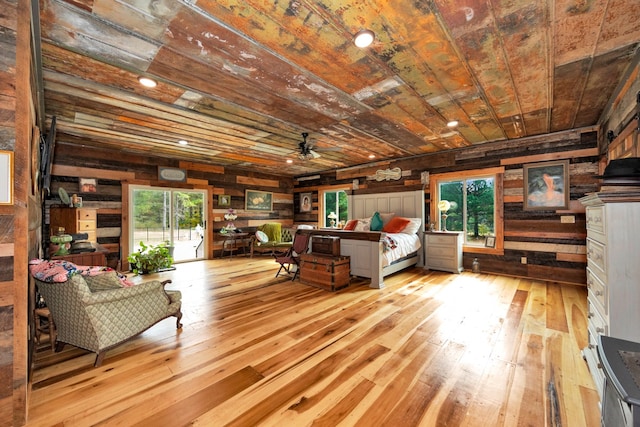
[
  {"x1": 220, "y1": 232, "x2": 250, "y2": 258},
  {"x1": 34, "y1": 307, "x2": 56, "y2": 351}
]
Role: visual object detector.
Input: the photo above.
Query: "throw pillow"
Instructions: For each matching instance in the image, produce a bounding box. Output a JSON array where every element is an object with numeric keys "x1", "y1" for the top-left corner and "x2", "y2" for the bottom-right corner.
[
  {"x1": 370, "y1": 212, "x2": 384, "y2": 231},
  {"x1": 343, "y1": 219, "x2": 358, "y2": 231},
  {"x1": 382, "y1": 216, "x2": 411, "y2": 233},
  {"x1": 401, "y1": 218, "x2": 422, "y2": 235},
  {"x1": 379, "y1": 212, "x2": 396, "y2": 225},
  {"x1": 354, "y1": 218, "x2": 371, "y2": 231}
]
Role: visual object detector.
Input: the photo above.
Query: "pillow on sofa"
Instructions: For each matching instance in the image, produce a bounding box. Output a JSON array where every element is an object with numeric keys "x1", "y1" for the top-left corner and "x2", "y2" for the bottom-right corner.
[
  {"x1": 343, "y1": 219, "x2": 358, "y2": 231},
  {"x1": 255, "y1": 230, "x2": 269, "y2": 243},
  {"x1": 382, "y1": 216, "x2": 411, "y2": 233}
]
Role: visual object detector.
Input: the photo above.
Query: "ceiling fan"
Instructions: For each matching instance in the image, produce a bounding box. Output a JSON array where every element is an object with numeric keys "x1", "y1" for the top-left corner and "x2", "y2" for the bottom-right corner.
[{"x1": 298, "y1": 132, "x2": 321, "y2": 160}]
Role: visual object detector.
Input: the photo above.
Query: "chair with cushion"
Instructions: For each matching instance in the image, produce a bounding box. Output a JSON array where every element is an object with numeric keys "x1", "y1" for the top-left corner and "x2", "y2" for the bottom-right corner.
[
  {"x1": 250, "y1": 223, "x2": 293, "y2": 257},
  {"x1": 29, "y1": 259, "x2": 182, "y2": 367},
  {"x1": 274, "y1": 232, "x2": 311, "y2": 281}
]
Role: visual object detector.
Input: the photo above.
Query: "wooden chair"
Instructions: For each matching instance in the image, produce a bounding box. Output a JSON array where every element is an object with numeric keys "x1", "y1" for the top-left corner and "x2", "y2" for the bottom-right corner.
[{"x1": 274, "y1": 232, "x2": 311, "y2": 281}]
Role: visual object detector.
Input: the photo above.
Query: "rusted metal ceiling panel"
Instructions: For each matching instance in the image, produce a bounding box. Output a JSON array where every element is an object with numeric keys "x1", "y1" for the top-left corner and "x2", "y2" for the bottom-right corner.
[{"x1": 35, "y1": 0, "x2": 640, "y2": 176}]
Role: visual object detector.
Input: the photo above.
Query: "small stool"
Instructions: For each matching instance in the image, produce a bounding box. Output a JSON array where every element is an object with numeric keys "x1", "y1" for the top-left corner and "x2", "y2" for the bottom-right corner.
[{"x1": 34, "y1": 307, "x2": 56, "y2": 351}]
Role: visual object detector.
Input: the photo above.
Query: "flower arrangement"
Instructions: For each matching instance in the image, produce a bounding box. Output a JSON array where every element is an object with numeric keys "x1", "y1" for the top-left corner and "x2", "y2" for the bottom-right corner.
[{"x1": 223, "y1": 208, "x2": 237, "y2": 232}]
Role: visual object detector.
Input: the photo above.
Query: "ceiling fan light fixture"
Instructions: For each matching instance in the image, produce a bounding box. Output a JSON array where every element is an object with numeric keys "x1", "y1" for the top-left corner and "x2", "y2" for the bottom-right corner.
[
  {"x1": 138, "y1": 76, "x2": 157, "y2": 88},
  {"x1": 354, "y1": 29, "x2": 375, "y2": 48}
]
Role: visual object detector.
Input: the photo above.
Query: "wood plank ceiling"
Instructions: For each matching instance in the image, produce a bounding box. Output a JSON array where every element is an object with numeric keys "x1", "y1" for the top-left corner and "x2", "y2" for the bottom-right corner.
[{"x1": 38, "y1": 0, "x2": 640, "y2": 176}]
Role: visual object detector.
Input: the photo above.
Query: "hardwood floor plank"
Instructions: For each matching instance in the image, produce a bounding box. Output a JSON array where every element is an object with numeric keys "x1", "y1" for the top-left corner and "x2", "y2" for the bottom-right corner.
[{"x1": 27, "y1": 259, "x2": 599, "y2": 426}]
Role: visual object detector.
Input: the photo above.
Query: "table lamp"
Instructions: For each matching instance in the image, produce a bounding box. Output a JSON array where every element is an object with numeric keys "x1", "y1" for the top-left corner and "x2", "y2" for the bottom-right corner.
[{"x1": 437, "y1": 200, "x2": 451, "y2": 232}]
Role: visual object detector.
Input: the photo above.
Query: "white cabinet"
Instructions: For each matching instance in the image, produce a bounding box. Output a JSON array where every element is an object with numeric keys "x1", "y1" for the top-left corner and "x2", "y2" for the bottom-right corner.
[
  {"x1": 423, "y1": 231, "x2": 463, "y2": 274},
  {"x1": 580, "y1": 191, "x2": 640, "y2": 399}
]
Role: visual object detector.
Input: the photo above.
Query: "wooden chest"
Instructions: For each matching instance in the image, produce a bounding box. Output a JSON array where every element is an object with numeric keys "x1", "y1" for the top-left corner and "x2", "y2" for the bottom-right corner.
[
  {"x1": 299, "y1": 254, "x2": 350, "y2": 291},
  {"x1": 311, "y1": 236, "x2": 340, "y2": 256}
]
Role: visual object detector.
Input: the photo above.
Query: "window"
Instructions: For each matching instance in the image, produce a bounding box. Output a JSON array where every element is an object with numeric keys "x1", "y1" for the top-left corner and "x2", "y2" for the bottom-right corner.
[
  {"x1": 129, "y1": 185, "x2": 207, "y2": 262},
  {"x1": 319, "y1": 186, "x2": 349, "y2": 228},
  {"x1": 430, "y1": 168, "x2": 503, "y2": 253}
]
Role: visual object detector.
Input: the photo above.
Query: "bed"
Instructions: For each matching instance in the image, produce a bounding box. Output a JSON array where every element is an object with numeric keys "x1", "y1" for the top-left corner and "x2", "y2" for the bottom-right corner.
[{"x1": 299, "y1": 190, "x2": 425, "y2": 289}]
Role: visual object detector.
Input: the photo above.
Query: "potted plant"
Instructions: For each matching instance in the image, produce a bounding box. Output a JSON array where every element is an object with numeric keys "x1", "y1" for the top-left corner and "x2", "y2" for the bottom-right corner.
[{"x1": 127, "y1": 241, "x2": 174, "y2": 275}]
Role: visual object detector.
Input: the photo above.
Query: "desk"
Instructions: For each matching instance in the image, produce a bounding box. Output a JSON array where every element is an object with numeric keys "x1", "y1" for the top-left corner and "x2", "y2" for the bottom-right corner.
[{"x1": 220, "y1": 232, "x2": 249, "y2": 258}]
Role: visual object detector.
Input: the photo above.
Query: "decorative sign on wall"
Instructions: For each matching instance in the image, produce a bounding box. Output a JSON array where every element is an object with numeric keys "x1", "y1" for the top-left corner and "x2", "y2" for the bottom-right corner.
[
  {"x1": 373, "y1": 167, "x2": 402, "y2": 181},
  {"x1": 158, "y1": 167, "x2": 187, "y2": 182}
]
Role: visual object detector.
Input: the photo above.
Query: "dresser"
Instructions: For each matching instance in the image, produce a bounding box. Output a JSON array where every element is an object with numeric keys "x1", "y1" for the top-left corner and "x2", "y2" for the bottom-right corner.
[
  {"x1": 580, "y1": 191, "x2": 640, "y2": 398},
  {"x1": 423, "y1": 231, "x2": 463, "y2": 273},
  {"x1": 50, "y1": 207, "x2": 98, "y2": 243}
]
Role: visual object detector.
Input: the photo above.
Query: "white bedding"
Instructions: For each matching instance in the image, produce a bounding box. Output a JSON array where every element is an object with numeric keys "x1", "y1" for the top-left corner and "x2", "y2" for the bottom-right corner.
[{"x1": 382, "y1": 233, "x2": 421, "y2": 267}]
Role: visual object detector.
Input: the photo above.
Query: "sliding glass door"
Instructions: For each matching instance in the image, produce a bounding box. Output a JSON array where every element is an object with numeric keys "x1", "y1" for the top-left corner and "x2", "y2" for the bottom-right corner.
[{"x1": 129, "y1": 185, "x2": 206, "y2": 263}]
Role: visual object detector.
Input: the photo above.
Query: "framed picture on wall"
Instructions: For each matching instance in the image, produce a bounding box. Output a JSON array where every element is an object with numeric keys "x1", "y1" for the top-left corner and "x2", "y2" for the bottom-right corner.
[
  {"x1": 523, "y1": 160, "x2": 569, "y2": 210},
  {"x1": 245, "y1": 190, "x2": 273, "y2": 211},
  {"x1": 218, "y1": 194, "x2": 231, "y2": 207},
  {"x1": 0, "y1": 151, "x2": 13, "y2": 205},
  {"x1": 300, "y1": 192, "x2": 312, "y2": 212},
  {"x1": 79, "y1": 178, "x2": 97, "y2": 193},
  {"x1": 485, "y1": 235, "x2": 496, "y2": 248}
]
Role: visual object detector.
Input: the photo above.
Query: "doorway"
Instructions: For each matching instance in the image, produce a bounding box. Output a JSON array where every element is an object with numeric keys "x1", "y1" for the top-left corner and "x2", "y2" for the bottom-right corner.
[{"x1": 129, "y1": 185, "x2": 207, "y2": 263}]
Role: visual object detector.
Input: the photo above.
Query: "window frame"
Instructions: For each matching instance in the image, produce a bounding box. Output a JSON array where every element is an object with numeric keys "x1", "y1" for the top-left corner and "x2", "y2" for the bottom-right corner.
[
  {"x1": 318, "y1": 184, "x2": 350, "y2": 228},
  {"x1": 430, "y1": 167, "x2": 504, "y2": 255}
]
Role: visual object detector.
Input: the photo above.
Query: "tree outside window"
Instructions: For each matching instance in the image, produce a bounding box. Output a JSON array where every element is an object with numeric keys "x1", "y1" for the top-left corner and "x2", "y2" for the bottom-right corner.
[{"x1": 437, "y1": 175, "x2": 496, "y2": 247}]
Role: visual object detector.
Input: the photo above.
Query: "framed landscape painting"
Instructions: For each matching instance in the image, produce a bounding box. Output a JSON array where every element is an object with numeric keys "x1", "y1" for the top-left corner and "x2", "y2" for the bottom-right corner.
[
  {"x1": 523, "y1": 160, "x2": 569, "y2": 211},
  {"x1": 245, "y1": 190, "x2": 273, "y2": 211}
]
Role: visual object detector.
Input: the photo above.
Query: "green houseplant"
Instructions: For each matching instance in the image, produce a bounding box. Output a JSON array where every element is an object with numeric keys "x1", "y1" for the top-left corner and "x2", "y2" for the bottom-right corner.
[{"x1": 127, "y1": 241, "x2": 174, "y2": 274}]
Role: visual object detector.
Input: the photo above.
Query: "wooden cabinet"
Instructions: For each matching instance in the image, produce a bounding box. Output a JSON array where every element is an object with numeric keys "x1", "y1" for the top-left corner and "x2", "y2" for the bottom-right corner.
[
  {"x1": 50, "y1": 207, "x2": 98, "y2": 243},
  {"x1": 423, "y1": 231, "x2": 463, "y2": 274},
  {"x1": 580, "y1": 191, "x2": 640, "y2": 399},
  {"x1": 52, "y1": 251, "x2": 106, "y2": 266},
  {"x1": 300, "y1": 254, "x2": 350, "y2": 291}
]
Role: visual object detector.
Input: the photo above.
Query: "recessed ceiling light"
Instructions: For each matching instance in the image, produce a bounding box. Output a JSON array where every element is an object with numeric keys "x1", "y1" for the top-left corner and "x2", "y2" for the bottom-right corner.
[
  {"x1": 138, "y1": 76, "x2": 157, "y2": 88},
  {"x1": 368, "y1": 154, "x2": 376, "y2": 159},
  {"x1": 178, "y1": 140, "x2": 188, "y2": 145},
  {"x1": 286, "y1": 159, "x2": 293, "y2": 164},
  {"x1": 447, "y1": 120, "x2": 459, "y2": 128},
  {"x1": 354, "y1": 29, "x2": 375, "y2": 48}
]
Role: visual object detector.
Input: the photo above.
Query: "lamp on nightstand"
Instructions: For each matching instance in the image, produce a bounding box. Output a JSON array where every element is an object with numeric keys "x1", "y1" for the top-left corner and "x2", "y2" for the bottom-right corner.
[
  {"x1": 327, "y1": 211, "x2": 338, "y2": 228},
  {"x1": 438, "y1": 200, "x2": 451, "y2": 232}
]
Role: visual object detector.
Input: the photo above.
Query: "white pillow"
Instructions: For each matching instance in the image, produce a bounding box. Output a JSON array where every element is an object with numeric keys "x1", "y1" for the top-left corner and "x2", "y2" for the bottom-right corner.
[
  {"x1": 255, "y1": 230, "x2": 269, "y2": 243},
  {"x1": 354, "y1": 217, "x2": 371, "y2": 232},
  {"x1": 400, "y1": 218, "x2": 422, "y2": 235}
]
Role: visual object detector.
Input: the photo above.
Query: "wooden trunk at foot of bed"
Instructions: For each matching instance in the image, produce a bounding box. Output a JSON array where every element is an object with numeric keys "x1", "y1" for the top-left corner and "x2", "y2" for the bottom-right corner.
[{"x1": 300, "y1": 254, "x2": 351, "y2": 291}]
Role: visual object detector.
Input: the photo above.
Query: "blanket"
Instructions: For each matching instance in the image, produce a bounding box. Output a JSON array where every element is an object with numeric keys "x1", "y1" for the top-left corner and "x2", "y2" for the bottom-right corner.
[{"x1": 29, "y1": 259, "x2": 134, "y2": 287}]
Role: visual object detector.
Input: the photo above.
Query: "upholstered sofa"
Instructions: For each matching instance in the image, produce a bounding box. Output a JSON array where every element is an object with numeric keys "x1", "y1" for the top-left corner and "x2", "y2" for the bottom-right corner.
[
  {"x1": 30, "y1": 261, "x2": 182, "y2": 367},
  {"x1": 250, "y1": 223, "x2": 293, "y2": 257}
]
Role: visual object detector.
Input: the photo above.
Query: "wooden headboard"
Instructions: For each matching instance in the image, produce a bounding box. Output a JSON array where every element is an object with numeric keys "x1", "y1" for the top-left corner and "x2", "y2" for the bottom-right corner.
[{"x1": 349, "y1": 190, "x2": 425, "y2": 231}]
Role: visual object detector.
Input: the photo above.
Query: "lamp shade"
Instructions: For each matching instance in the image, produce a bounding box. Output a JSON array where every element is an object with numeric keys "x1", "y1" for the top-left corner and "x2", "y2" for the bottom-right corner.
[
  {"x1": 437, "y1": 200, "x2": 451, "y2": 212},
  {"x1": 327, "y1": 211, "x2": 338, "y2": 219}
]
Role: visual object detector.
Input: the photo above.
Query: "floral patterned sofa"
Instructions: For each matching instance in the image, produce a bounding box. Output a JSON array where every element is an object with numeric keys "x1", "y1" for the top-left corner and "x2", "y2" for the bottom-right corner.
[{"x1": 29, "y1": 259, "x2": 182, "y2": 367}]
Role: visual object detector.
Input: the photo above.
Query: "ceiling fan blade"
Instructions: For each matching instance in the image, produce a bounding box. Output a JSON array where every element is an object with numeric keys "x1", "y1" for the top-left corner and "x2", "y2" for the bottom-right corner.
[{"x1": 309, "y1": 149, "x2": 321, "y2": 159}]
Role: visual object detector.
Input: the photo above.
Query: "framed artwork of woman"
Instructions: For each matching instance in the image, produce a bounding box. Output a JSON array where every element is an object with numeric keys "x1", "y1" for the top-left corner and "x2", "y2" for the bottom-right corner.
[{"x1": 300, "y1": 193, "x2": 312, "y2": 212}]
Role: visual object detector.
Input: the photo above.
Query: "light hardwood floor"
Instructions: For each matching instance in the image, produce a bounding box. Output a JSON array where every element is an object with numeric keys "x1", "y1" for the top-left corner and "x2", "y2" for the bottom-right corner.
[{"x1": 28, "y1": 258, "x2": 600, "y2": 426}]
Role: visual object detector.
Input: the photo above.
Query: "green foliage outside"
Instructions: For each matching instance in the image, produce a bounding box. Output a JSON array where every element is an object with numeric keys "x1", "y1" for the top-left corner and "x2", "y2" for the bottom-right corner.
[
  {"x1": 440, "y1": 178, "x2": 495, "y2": 244},
  {"x1": 133, "y1": 189, "x2": 204, "y2": 235},
  {"x1": 325, "y1": 190, "x2": 348, "y2": 226}
]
